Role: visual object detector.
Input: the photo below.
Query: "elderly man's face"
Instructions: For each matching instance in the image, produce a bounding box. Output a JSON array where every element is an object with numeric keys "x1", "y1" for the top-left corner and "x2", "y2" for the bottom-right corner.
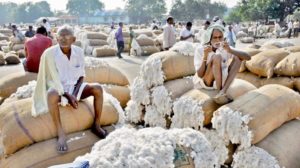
[
  {"x1": 210, "y1": 29, "x2": 224, "y2": 48},
  {"x1": 57, "y1": 30, "x2": 75, "y2": 48}
]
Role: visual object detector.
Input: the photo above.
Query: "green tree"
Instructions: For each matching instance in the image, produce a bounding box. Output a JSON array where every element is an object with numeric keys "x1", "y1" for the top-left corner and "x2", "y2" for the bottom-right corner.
[
  {"x1": 125, "y1": 0, "x2": 166, "y2": 24},
  {"x1": 0, "y1": 2, "x2": 18, "y2": 24},
  {"x1": 66, "y1": 0, "x2": 104, "y2": 16}
]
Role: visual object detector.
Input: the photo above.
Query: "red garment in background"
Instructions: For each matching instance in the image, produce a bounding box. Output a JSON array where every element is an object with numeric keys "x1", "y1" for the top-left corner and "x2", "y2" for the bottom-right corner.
[{"x1": 25, "y1": 34, "x2": 52, "y2": 73}]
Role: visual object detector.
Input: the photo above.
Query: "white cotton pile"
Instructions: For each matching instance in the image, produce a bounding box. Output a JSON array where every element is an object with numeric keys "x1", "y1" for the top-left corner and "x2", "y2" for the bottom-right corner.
[
  {"x1": 9, "y1": 80, "x2": 37, "y2": 99},
  {"x1": 125, "y1": 100, "x2": 144, "y2": 123},
  {"x1": 144, "y1": 105, "x2": 167, "y2": 127},
  {"x1": 139, "y1": 56, "x2": 165, "y2": 88},
  {"x1": 75, "y1": 127, "x2": 219, "y2": 168},
  {"x1": 84, "y1": 57, "x2": 109, "y2": 69},
  {"x1": 129, "y1": 77, "x2": 150, "y2": 105},
  {"x1": 170, "y1": 41, "x2": 201, "y2": 56},
  {"x1": 171, "y1": 97, "x2": 204, "y2": 129},
  {"x1": 202, "y1": 129, "x2": 229, "y2": 165},
  {"x1": 149, "y1": 86, "x2": 172, "y2": 117},
  {"x1": 232, "y1": 146, "x2": 280, "y2": 168},
  {"x1": 212, "y1": 107, "x2": 253, "y2": 149}
]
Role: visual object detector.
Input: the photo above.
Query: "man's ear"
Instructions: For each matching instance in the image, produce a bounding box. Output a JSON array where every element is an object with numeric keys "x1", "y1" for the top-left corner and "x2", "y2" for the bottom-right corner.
[{"x1": 73, "y1": 37, "x2": 76, "y2": 43}]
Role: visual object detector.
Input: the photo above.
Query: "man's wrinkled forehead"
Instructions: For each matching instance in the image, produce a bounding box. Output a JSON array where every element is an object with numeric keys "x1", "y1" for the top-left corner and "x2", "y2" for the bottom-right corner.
[{"x1": 58, "y1": 29, "x2": 73, "y2": 36}]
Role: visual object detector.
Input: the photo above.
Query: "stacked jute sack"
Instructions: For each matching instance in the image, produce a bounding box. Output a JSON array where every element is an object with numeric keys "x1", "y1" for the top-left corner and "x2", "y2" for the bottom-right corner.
[
  {"x1": 0, "y1": 57, "x2": 130, "y2": 108},
  {"x1": 211, "y1": 84, "x2": 300, "y2": 168},
  {"x1": 132, "y1": 34, "x2": 160, "y2": 56},
  {"x1": 0, "y1": 51, "x2": 22, "y2": 66},
  {"x1": 0, "y1": 58, "x2": 131, "y2": 168},
  {"x1": 237, "y1": 41, "x2": 300, "y2": 92}
]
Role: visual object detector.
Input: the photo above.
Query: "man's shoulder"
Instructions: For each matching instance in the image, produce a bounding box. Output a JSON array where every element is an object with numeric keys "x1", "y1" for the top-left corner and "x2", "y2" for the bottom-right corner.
[
  {"x1": 44, "y1": 45, "x2": 58, "y2": 55},
  {"x1": 72, "y1": 45, "x2": 84, "y2": 56}
]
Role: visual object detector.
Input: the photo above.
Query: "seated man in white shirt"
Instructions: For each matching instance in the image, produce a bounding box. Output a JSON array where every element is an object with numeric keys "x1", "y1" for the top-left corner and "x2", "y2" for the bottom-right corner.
[
  {"x1": 40, "y1": 25, "x2": 107, "y2": 153},
  {"x1": 194, "y1": 24, "x2": 250, "y2": 104},
  {"x1": 180, "y1": 22, "x2": 194, "y2": 42}
]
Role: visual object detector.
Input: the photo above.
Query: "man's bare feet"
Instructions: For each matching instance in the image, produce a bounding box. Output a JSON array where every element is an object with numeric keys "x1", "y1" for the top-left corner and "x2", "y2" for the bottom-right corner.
[
  {"x1": 57, "y1": 133, "x2": 68, "y2": 154},
  {"x1": 91, "y1": 123, "x2": 108, "y2": 139}
]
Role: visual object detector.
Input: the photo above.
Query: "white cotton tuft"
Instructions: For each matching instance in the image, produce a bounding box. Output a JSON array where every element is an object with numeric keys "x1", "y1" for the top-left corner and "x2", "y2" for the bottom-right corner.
[
  {"x1": 103, "y1": 91, "x2": 125, "y2": 126},
  {"x1": 84, "y1": 57, "x2": 109, "y2": 69},
  {"x1": 151, "y1": 86, "x2": 172, "y2": 116},
  {"x1": 202, "y1": 128, "x2": 229, "y2": 165},
  {"x1": 130, "y1": 77, "x2": 150, "y2": 105},
  {"x1": 9, "y1": 80, "x2": 37, "y2": 99},
  {"x1": 140, "y1": 56, "x2": 165, "y2": 88},
  {"x1": 212, "y1": 107, "x2": 253, "y2": 149},
  {"x1": 144, "y1": 105, "x2": 167, "y2": 127},
  {"x1": 75, "y1": 127, "x2": 219, "y2": 168},
  {"x1": 171, "y1": 97, "x2": 204, "y2": 130},
  {"x1": 232, "y1": 146, "x2": 280, "y2": 168},
  {"x1": 125, "y1": 100, "x2": 144, "y2": 123},
  {"x1": 170, "y1": 41, "x2": 201, "y2": 56}
]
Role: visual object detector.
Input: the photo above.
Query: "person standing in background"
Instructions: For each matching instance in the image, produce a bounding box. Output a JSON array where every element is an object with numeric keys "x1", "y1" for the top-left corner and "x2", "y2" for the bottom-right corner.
[
  {"x1": 226, "y1": 25, "x2": 236, "y2": 48},
  {"x1": 293, "y1": 19, "x2": 299, "y2": 38},
  {"x1": 163, "y1": 16, "x2": 176, "y2": 50},
  {"x1": 42, "y1": 19, "x2": 51, "y2": 37},
  {"x1": 128, "y1": 26, "x2": 136, "y2": 56},
  {"x1": 115, "y1": 22, "x2": 124, "y2": 59},
  {"x1": 288, "y1": 20, "x2": 293, "y2": 38},
  {"x1": 25, "y1": 25, "x2": 36, "y2": 38},
  {"x1": 180, "y1": 22, "x2": 194, "y2": 42}
]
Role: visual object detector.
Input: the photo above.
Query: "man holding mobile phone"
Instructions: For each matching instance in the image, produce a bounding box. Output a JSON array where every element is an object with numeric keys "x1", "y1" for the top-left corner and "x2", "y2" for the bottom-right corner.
[{"x1": 194, "y1": 23, "x2": 250, "y2": 104}]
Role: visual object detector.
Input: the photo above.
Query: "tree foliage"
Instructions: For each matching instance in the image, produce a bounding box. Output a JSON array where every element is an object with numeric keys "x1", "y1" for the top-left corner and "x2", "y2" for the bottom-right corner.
[
  {"x1": 125, "y1": 0, "x2": 166, "y2": 24},
  {"x1": 66, "y1": 0, "x2": 105, "y2": 16},
  {"x1": 169, "y1": 0, "x2": 227, "y2": 21}
]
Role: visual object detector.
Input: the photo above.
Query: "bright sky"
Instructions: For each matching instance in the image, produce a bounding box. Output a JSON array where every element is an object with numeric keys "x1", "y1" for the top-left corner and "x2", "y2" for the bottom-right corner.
[{"x1": 0, "y1": 0, "x2": 238, "y2": 11}]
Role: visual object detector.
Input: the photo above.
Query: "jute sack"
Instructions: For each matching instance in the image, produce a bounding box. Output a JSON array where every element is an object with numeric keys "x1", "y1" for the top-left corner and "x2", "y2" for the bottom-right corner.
[
  {"x1": 0, "y1": 97, "x2": 119, "y2": 155},
  {"x1": 84, "y1": 32, "x2": 108, "y2": 40},
  {"x1": 153, "y1": 30, "x2": 162, "y2": 35},
  {"x1": 141, "y1": 46, "x2": 160, "y2": 56},
  {"x1": 12, "y1": 44, "x2": 24, "y2": 51},
  {"x1": 122, "y1": 31, "x2": 130, "y2": 38},
  {"x1": 293, "y1": 77, "x2": 300, "y2": 91},
  {"x1": 284, "y1": 45, "x2": 300, "y2": 53},
  {"x1": 4, "y1": 53, "x2": 20, "y2": 65},
  {"x1": 245, "y1": 49, "x2": 289, "y2": 78},
  {"x1": 0, "y1": 51, "x2": 5, "y2": 65},
  {"x1": 213, "y1": 85, "x2": 300, "y2": 148},
  {"x1": 256, "y1": 120, "x2": 300, "y2": 168},
  {"x1": 17, "y1": 49, "x2": 26, "y2": 58},
  {"x1": 155, "y1": 51, "x2": 195, "y2": 81},
  {"x1": 86, "y1": 39, "x2": 108, "y2": 46},
  {"x1": 274, "y1": 52, "x2": 300, "y2": 76},
  {"x1": 0, "y1": 72, "x2": 37, "y2": 98},
  {"x1": 259, "y1": 44, "x2": 280, "y2": 50},
  {"x1": 102, "y1": 85, "x2": 130, "y2": 108},
  {"x1": 135, "y1": 30, "x2": 153, "y2": 37},
  {"x1": 0, "y1": 127, "x2": 115, "y2": 168},
  {"x1": 240, "y1": 37, "x2": 254, "y2": 43},
  {"x1": 136, "y1": 36, "x2": 155, "y2": 46},
  {"x1": 84, "y1": 65, "x2": 129, "y2": 86},
  {"x1": 239, "y1": 48, "x2": 262, "y2": 72},
  {"x1": 164, "y1": 78, "x2": 194, "y2": 100},
  {"x1": 92, "y1": 46, "x2": 116, "y2": 57},
  {"x1": 247, "y1": 44, "x2": 261, "y2": 49}
]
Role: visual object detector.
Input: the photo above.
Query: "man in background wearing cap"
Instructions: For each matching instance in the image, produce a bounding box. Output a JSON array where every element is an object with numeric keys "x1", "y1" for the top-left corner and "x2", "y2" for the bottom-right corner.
[{"x1": 163, "y1": 16, "x2": 176, "y2": 50}]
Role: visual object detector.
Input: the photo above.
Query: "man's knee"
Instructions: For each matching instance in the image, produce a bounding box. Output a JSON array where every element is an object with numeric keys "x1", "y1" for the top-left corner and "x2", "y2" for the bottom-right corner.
[
  {"x1": 91, "y1": 84, "x2": 103, "y2": 97},
  {"x1": 47, "y1": 89, "x2": 60, "y2": 103},
  {"x1": 212, "y1": 54, "x2": 222, "y2": 65},
  {"x1": 233, "y1": 56, "x2": 242, "y2": 66}
]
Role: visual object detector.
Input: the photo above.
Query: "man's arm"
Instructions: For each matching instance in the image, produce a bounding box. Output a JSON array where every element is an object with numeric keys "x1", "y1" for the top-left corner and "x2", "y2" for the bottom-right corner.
[
  {"x1": 180, "y1": 34, "x2": 193, "y2": 41},
  {"x1": 72, "y1": 76, "x2": 84, "y2": 98},
  {"x1": 229, "y1": 48, "x2": 250, "y2": 61},
  {"x1": 196, "y1": 46, "x2": 211, "y2": 78},
  {"x1": 163, "y1": 27, "x2": 170, "y2": 49}
]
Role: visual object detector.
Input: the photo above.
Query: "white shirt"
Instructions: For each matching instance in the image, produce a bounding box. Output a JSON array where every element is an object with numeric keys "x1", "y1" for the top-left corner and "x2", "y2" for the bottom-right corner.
[
  {"x1": 288, "y1": 22, "x2": 293, "y2": 29},
  {"x1": 54, "y1": 45, "x2": 85, "y2": 94},
  {"x1": 194, "y1": 45, "x2": 234, "y2": 86},
  {"x1": 180, "y1": 28, "x2": 194, "y2": 42},
  {"x1": 42, "y1": 22, "x2": 51, "y2": 32},
  {"x1": 163, "y1": 24, "x2": 176, "y2": 49}
]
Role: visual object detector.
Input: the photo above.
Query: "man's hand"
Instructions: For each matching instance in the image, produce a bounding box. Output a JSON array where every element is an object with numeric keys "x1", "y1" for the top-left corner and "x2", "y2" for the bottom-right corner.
[
  {"x1": 203, "y1": 45, "x2": 212, "y2": 60},
  {"x1": 223, "y1": 41, "x2": 231, "y2": 53},
  {"x1": 64, "y1": 92, "x2": 78, "y2": 109}
]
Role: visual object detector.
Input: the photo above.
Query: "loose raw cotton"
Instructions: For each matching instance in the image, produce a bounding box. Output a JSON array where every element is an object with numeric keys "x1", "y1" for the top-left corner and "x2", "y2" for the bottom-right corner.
[
  {"x1": 92, "y1": 45, "x2": 117, "y2": 57},
  {"x1": 0, "y1": 128, "x2": 114, "y2": 168},
  {"x1": 75, "y1": 127, "x2": 219, "y2": 168},
  {"x1": 274, "y1": 52, "x2": 300, "y2": 76},
  {"x1": 125, "y1": 100, "x2": 144, "y2": 123},
  {"x1": 0, "y1": 71, "x2": 37, "y2": 98},
  {"x1": 212, "y1": 84, "x2": 300, "y2": 149},
  {"x1": 84, "y1": 57, "x2": 129, "y2": 86},
  {"x1": 170, "y1": 41, "x2": 201, "y2": 56},
  {"x1": 245, "y1": 49, "x2": 289, "y2": 78},
  {"x1": 256, "y1": 120, "x2": 300, "y2": 168},
  {"x1": 232, "y1": 146, "x2": 280, "y2": 168},
  {"x1": 0, "y1": 91, "x2": 124, "y2": 155}
]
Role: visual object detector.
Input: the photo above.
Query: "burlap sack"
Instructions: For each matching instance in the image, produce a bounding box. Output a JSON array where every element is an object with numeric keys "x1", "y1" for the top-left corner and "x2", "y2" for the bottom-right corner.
[
  {"x1": 247, "y1": 44, "x2": 261, "y2": 49},
  {"x1": 102, "y1": 85, "x2": 130, "y2": 108},
  {"x1": 274, "y1": 52, "x2": 300, "y2": 77},
  {"x1": 84, "y1": 66, "x2": 129, "y2": 86},
  {"x1": 236, "y1": 72, "x2": 262, "y2": 87},
  {"x1": 259, "y1": 44, "x2": 280, "y2": 50},
  {"x1": 136, "y1": 36, "x2": 155, "y2": 46},
  {"x1": 245, "y1": 49, "x2": 289, "y2": 78},
  {"x1": 214, "y1": 85, "x2": 300, "y2": 146},
  {"x1": 153, "y1": 30, "x2": 163, "y2": 35},
  {"x1": 255, "y1": 120, "x2": 300, "y2": 168},
  {"x1": 135, "y1": 30, "x2": 153, "y2": 37},
  {"x1": 240, "y1": 37, "x2": 254, "y2": 43},
  {"x1": 122, "y1": 31, "x2": 130, "y2": 38},
  {"x1": 92, "y1": 46, "x2": 117, "y2": 57},
  {"x1": 152, "y1": 51, "x2": 195, "y2": 81},
  {"x1": 86, "y1": 39, "x2": 108, "y2": 46},
  {"x1": 4, "y1": 53, "x2": 20, "y2": 65},
  {"x1": 294, "y1": 77, "x2": 300, "y2": 91},
  {"x1": 284, "y1": 45, "x2": 300, "y2": 53},
  {"x1": 85, "y1": 32, "x2": 108, "y2": 40},
  {"x1": 0, "y1": 97, "x2": 119, "y2": 155},
  {"x1": 12, "y1": 44, "x2": 24, "y2": 51},
  {"x1": 164, "y1": 78, "x2": 194, "y2": 100},
  {"x1": 17, "y1": 49, "x2": 26, "y2": 58},
  {"x1": 0, "y1": 51, "x2": 5, "y2": 65},
  {"x1": 239, "y1": 48, "x2": 262, "y2": 72},
  {"x1": 141, "y1": 46, "x2": 160, "y2": 56},
  {"x1": 0, "y1": 127, "x2": 115, "y2": 168},
  {"x1": 0, "y1": 72, "x2": 37, "y2": 98}
]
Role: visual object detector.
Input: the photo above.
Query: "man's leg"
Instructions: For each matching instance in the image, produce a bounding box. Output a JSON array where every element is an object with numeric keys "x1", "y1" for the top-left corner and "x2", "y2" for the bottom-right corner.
[
  {"x1": 220, "y1": 56, "x2": 242, "y2": 94},
  {"x1": 119, "y1": 41, "x2": 124, "y2": 58},
  {"x1": 22, "y1": 59, "x2": 28, "y2": 72},
  {"x1": 47, "y1": 89, "x2": 66, "y2": 152},
  {"x1": 116, "y1": 41, "x2": 121, "y2": 57},
  {"x1": 80, "y1": 84, "x2": 107, "y2": 138},
  {"x1": 212, "y1": 54, "x2": 223, "y2": 90}
]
